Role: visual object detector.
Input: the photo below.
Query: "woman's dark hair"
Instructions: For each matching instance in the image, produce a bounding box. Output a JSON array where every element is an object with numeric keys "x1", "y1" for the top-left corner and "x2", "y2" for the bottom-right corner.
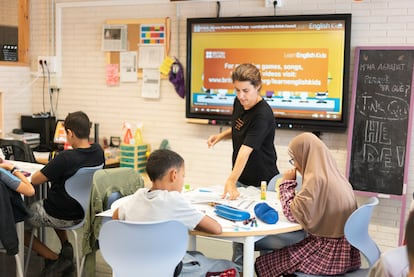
[
  {"x1": 64, "y1": 111, "x2": 91, "y2": 139},
  {"x1": 146, "y1": 149, "x2": 184, "y2": 181},
  {"x1": 231, "y1": 63, "x2": 262, "y2": 90}
]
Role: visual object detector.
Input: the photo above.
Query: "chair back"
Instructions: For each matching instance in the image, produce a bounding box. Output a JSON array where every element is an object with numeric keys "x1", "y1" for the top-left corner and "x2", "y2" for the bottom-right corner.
[
  {"x1": 344, "y1": 196, "x2": 381, "y2": 267},
  {"x1": 99, "y1": 220, "x2": 188, "y2": 277},
  {"x1": 0, "y1": 139, "x2": 36, "y2": 163},
  {"x1": 64, "y1": 164, "x2": 104, "y2": 229},
  {"x1": 92, "y1": 167, "x2": 144, "y2": 209},
  {"x1": 267, "y1": 173, "x2": 302, "y2": 191}
]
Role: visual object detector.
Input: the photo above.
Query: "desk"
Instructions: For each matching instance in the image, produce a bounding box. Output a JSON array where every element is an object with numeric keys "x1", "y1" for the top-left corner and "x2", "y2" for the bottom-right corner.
[
  {"x1": 34, "y1": 151, "x2": 120, "y2": 168},
  {"x1": 9, "y1": 160, "x2": 44, "y2": 277},
  {"x1": 184, "y1": 187, "x2": 302, "y2": 277},
  {"x1": 99, "y1": 186, "x2": 302, "y2": 277}
]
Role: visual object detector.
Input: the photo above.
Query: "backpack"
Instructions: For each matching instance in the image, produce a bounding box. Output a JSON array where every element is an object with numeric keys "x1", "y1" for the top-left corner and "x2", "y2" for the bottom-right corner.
[{"x1": 179, "y1": 251, "x2": 240, "y2": 277}]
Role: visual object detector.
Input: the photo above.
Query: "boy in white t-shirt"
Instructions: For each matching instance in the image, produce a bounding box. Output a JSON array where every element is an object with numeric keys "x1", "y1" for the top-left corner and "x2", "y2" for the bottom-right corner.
[
  {"x1": 112, "y1": 149, "x2": 241, "y2": 277},
  {"x1": 112, "y1": 149, "x2": 221, "y2": 234}
]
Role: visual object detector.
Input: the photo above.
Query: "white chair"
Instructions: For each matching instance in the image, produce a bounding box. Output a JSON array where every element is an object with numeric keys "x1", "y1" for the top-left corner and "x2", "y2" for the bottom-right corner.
[
  {"x1": 99, "y1": 220, "x2": 189, "y2": 277},
  {"x1": 295, "y1": 197, "x2": 381, "y2": 277},
  {"x1": 25, "y1": 164, "x2": 103, "y2": 277}
]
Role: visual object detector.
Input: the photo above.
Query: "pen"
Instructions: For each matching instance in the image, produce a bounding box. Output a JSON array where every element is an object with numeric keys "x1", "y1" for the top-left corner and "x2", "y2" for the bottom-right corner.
[{"x1": 199, "y1": 189, "x2": 212, "y2": 192}]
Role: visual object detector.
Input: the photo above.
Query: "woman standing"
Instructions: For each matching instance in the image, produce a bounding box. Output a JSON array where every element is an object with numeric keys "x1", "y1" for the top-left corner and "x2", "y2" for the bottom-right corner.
[
  {"x1": 255, "y1": 132, "x2": 361, "y2": 276},
  {"x1": 207, "y1": 63, "x2": 279, "y2": 200}
]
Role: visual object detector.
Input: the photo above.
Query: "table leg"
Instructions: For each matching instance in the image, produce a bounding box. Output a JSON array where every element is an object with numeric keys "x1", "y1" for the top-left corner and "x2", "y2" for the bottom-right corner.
[
  {"x1": 243, "y1": 236, "x2": 255, "y2": 277},
  {"x1": 188, "y1": 235, "x2": 197, "y2": 251}
]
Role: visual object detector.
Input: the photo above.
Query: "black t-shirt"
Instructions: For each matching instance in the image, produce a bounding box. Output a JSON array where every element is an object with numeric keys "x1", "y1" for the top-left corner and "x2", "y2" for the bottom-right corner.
[
  {"x1": 41, "y1": 143, "x2": 105, "y2": 220},
  {"x1": 232, "y1": 98, "x2": 278, "y2": 187}
]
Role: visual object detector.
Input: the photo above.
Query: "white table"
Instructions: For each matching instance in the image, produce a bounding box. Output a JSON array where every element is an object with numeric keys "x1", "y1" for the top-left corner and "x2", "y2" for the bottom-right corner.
[
  {"x1": 9, "y1": 160, "x2": 44, "y2": 277},
  {"x1": 184, "y1": 187, "x2": 302, "y2": 277},
  {"x1": 98, "y1": 186, "x2": 302, "y2": 277}
]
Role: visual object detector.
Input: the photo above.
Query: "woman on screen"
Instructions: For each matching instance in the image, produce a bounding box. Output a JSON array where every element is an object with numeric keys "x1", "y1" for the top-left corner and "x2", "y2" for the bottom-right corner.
[
  {"x1": 206, "y1": 63, "x2": 279, "y2": 200},
  {"x1": 255, "y1": 132, "x2": 361, "y2": 276}
]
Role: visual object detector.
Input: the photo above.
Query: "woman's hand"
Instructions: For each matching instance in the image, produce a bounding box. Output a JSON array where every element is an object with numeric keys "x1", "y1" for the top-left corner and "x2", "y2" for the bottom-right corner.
[
  {"x1": 207, "y1": 134, "x2": 220, "y2": 148},
  {"x1": 222, "y1": 179, "x2": 240, "y2": 200},
  {"x1": 283, "y1": 168, "x2": 296, "y2": 181}
]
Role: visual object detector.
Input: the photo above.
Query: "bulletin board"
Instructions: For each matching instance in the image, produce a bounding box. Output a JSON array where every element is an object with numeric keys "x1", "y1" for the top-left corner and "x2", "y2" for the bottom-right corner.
[{"x1": 104, "y1": 17, "x2": 171, "y2": 79}]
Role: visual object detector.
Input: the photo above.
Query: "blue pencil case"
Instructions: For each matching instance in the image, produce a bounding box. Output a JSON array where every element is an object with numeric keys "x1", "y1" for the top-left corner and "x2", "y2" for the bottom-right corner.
[{"x1": 214, "y1": 204, "x2": 250, "y2": 221}]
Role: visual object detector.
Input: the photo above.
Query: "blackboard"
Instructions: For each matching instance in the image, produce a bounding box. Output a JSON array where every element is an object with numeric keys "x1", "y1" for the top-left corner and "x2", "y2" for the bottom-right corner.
[{"x1": 347, "y1": 47, "x2": 414, "y2": 196}]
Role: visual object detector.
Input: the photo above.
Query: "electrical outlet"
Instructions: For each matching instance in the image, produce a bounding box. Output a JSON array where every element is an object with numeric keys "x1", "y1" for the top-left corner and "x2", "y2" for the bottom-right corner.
[
  {"x1": 265, "y1": 0, "x2": 283, "y2": 8},
  {"x1": 37, "y1": 56, "x2": 57, "y2": 76}
]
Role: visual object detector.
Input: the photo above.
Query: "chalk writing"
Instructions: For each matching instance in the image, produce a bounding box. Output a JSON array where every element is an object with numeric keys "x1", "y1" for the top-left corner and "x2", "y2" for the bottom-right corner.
[{"x1": 349, "y1": 48, "x2": 414, "y2": 195}]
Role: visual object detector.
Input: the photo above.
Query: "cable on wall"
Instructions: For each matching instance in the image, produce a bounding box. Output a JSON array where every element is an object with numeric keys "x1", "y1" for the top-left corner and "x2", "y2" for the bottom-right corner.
[
  {"x1": 216, "y1": 1, "x2": 221, "y2": 18},
  {"x1": 39, "y1": 60, "x2": 46, "y2": 113},
  {"x1": 273, "y1": 1, "x2": 278, "y2": 16}
]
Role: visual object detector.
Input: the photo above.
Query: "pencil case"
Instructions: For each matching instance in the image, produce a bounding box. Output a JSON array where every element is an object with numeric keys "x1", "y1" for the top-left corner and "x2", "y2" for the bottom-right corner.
[{"x1": 214, "y1": 204, "x2": 250, "y2": 221}]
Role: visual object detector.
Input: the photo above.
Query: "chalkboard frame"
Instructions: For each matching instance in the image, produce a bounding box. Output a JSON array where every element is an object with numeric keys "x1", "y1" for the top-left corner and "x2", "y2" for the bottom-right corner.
[{"x1": 346, "y1": 46, "x2": 414, "y2": 245}]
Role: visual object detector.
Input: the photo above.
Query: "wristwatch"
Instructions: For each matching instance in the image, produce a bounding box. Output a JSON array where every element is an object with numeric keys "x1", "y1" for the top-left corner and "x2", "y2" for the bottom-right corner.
[{"x1": 10, "y1": 166, "x2": 19, "y2": 174}]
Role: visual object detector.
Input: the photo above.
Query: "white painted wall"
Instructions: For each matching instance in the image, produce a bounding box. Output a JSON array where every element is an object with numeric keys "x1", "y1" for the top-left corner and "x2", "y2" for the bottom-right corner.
[{"x1": 22, "y1": 0, "x2": 414, "y2": 252}]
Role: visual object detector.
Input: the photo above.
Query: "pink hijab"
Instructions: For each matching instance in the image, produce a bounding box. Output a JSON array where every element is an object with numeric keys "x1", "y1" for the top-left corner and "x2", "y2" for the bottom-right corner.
[{"x1": 288, "y1": 132, "x2": 357, "y2": 238}]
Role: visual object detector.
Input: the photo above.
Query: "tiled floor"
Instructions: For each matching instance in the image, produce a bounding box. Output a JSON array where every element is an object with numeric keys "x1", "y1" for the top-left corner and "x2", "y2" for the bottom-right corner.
[{"x1": 0, "y1": 228, "x2": 234, "y2": 277}]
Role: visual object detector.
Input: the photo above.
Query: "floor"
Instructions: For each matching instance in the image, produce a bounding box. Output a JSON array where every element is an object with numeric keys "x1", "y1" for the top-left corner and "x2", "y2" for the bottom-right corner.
[{"x1": 0, "y1": 227, "x2": 236, "y2": 277}]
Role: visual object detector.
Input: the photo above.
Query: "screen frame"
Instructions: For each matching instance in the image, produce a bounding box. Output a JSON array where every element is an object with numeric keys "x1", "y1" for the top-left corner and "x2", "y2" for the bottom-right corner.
[{"x1": 185, "y1": 13, "x2": 352, "y2": 132}]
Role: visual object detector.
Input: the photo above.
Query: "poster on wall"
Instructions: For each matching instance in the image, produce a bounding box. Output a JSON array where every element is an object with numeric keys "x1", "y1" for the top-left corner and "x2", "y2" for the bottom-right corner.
[
  {"x1": 102, "y1": 24, "x2": 128, "y2": 51},
  {"x1": 120, "y1": 51, "x2": 138, "y2": 82}
]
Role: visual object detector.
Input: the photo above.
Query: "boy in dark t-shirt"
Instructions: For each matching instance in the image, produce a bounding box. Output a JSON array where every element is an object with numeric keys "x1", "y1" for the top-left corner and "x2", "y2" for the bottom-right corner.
[{"x1": 26, "y1": 111, "x2": 105, "y2": 276}]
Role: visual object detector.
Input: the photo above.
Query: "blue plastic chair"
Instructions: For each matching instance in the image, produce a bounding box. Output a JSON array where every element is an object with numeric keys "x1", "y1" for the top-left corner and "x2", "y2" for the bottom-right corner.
[
  {"x1": 25, "y1": 164, "x2": 104, "y2": 277},
  {"x1": 267, "y1": 173, "x2": 302, "y2": 191},
  {"x1": 58, "y1": 164, "x2": 104, "y2": 277},
  {"x1": 295, "y1": 197, "x2": 381, "y2": 277},
  {"x1": 99, "y1": 220, "x2": 188, "y2": 277}
]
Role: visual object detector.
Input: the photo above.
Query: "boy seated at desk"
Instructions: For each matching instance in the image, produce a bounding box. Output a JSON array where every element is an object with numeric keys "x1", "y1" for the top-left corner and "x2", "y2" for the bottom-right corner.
[
  {"x1": 25, "y1": 111, "x2": 105, "y2": 276},
  {"x1": 0, "y1": 159, "x2": 35, "y2": 256},
  {"x1": 0, "y1": 158, "x2": 35, "y2": 196},
  {"x1": 112, "y1": 149, "x2": 239, "y2": 277}
]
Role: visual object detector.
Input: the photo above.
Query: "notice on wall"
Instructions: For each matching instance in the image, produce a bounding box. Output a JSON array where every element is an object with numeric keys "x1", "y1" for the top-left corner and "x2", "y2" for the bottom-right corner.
[
  {"x1": 102, "y1": 24, "x2": 128, "y2": 51},
  {"x1": 120, "y1": 51, "x2": 137, "y2": 82},
  {"x1": 141, "y1": 69, "x2": 160, "y2": 98},
  {"x1": 106, "y1": 64, "x2": 119, "y2": 86}
]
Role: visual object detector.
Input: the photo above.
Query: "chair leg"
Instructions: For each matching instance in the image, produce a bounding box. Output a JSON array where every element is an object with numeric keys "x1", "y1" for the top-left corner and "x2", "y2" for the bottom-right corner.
[
  {"x1": 70, "y1": 230, "x2": 81, "y2": 277},
  {"x1": 15, "y1": 254, "x2": 24, "y2": 277},
  {"x1": 24, "y1": 231, "x2": 35, "y2": 277}
]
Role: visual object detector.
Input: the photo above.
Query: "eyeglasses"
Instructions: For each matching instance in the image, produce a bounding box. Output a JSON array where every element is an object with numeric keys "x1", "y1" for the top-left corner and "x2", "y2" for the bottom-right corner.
[{"x1": 289, "y1": 158, "x2": 295, "y2": 166}]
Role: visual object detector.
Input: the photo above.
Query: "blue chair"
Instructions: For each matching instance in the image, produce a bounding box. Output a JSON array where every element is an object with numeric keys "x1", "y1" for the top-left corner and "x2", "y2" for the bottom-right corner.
[
  {"x1": 295, "y1": 197, "x2": 381, "y2": 277},
  {"x1": 99, "y1": 220, "x2": 188, "y2": 277},
  {"x1": 267, "y1": 173, "x2": 302, "y2": 191},
  {"x1": 25, "y1": 164, "x2": 104, "y2": 277},
  {"x1": 58, "y1": 164, "x2": 104, "y2": 277}
]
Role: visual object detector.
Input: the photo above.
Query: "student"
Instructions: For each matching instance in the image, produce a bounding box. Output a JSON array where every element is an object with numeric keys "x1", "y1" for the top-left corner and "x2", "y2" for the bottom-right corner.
[
  {"x1": 368, "y1": 210, "x2": 414, "y2": 277},
  {"x1": 113, "y1": 149, "x2": 241, "y2": 277},
  {"x1": 207, "y1": 63, "x2": 278, "y2": 200},
  {"x1": 255, "y1": 132, "x2": 361, "y2": 276},
  {"x1": 0, "y1": 159, "x2": 35, "y2": 255},
  {"x1": 112, "y1": 149, "x2": 222, "y2": 233},
  {"x1": 26, "y1": 111, "x2": 105, "y2": 276},
  {"x1": 407, "y1": 210, "x2": 414, "y2": 277},
  {"x1": 0, "y1": 158, "x2": 35, "y2": 196}
]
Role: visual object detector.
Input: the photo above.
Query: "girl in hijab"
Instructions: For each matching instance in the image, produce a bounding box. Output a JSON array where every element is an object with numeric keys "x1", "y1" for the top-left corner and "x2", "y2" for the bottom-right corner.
[{"x1": 255, "y1": 132, "x2": 361, "y2": 276}]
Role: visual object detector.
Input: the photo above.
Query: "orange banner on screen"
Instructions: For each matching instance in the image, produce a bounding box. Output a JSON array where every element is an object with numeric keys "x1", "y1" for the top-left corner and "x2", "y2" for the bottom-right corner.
[{"x1": 203, "y1": 48, "x2": 329, "y2": 93}]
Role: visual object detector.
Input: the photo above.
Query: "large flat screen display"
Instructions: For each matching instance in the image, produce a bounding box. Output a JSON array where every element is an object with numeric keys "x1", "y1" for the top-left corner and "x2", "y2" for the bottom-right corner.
[{"x1": 185, "y1": 14, "x2": 352, "y2": 131}]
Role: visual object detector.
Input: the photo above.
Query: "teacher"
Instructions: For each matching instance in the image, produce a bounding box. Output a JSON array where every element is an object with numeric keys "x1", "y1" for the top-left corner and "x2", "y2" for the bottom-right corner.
[{"x1": 207, "y1": 63, "x2": 279, "y2": 200}]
